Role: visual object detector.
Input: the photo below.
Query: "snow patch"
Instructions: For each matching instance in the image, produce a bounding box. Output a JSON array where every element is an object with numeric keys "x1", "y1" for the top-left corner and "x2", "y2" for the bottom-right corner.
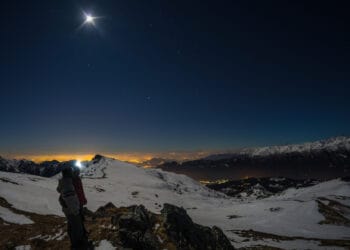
[
  {"x1": 0, "y1": 206, "x2": 33, "y2": 224},
  {"x1": 96, "y1": 240, "x2": 116, "y2": 250},
  {"x1": 15, "y1": 246, "x2": 31, "y2": 250}
]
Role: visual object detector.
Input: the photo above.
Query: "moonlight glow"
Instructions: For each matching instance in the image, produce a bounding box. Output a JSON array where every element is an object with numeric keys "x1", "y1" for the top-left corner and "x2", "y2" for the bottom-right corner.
[{"x1": 84, "y1": 14, "x2": 95, "y2": 24}]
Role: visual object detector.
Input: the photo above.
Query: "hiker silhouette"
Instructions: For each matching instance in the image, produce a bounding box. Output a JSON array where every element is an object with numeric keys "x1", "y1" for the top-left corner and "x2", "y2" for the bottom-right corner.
[{"x1": 57, "y1": 162, "x2": 91, "y2": 249}]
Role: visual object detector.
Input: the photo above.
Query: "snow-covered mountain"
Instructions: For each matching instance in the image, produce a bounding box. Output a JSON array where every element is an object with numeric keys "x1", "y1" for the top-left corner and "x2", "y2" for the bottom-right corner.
[
  {"x1": 158, "y1": 136, "x2": 350, "y2": 180},
  {"x1": 0, "y1": 156, "x2": 65, "y2": 177},
  {"x1": 205, "y1": 136, "x2": 350, "y2": 159},
  {"x1": 1, "y1": 156, "x2": 350, "y2": 249}
]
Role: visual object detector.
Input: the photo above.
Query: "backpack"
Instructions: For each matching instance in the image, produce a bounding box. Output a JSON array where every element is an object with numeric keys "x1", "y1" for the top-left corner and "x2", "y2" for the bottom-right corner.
[{"x1": 73, "y1": 177, "x2": 87, "y2": 206}]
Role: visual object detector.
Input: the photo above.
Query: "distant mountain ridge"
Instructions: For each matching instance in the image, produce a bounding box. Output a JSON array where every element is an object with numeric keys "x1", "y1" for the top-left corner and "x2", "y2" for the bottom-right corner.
[
  {"x1": 157, "y1": 136, "x2": 350, "y2": 181},
  {"x1": 0, "y1": 156, "x2": 72, "y2": 177},
  {"x1": 205, "y1": 136, "x2": 350, "y2": 160}
]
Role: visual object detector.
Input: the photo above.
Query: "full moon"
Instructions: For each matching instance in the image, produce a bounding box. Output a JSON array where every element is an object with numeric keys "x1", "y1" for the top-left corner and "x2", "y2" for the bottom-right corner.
[{"x1": 85, "y1": 15, "x2": 94, "y2": 23}]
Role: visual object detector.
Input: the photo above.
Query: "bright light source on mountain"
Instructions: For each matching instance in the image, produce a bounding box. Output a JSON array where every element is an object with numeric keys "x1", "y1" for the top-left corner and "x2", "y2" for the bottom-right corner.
[{"x1": 75, "y1": 160, "x2": 82, "y2": 168}]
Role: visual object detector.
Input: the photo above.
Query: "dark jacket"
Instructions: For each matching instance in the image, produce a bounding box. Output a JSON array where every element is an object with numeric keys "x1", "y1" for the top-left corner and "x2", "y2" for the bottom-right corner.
[{"x1": 57, "y1": 177, "x2": 80, "y2": 215}]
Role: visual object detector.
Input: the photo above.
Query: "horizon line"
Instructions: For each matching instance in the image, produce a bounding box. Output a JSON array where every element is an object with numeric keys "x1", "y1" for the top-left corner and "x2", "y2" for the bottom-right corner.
[
  {"x1": 0, "y1": 151, "x2": 214, "y2": 164},
  {"x1": 1, "y1": 135, "x2": 347, "y2": 163}
]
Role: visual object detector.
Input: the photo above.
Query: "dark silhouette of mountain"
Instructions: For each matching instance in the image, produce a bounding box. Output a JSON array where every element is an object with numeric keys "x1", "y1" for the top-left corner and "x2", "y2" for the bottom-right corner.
[
  {"x1": 157, "y1": 137, "x2": 350, "y2": 181},
  {"x1": 0, "y1": 156, "x2": 73, "y2": 177}
]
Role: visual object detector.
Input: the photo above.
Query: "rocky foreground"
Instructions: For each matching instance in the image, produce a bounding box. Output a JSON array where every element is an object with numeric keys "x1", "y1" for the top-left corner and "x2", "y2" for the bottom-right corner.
[{"x1": 0, "y1": 196, "x2": 233, "y2": 250}]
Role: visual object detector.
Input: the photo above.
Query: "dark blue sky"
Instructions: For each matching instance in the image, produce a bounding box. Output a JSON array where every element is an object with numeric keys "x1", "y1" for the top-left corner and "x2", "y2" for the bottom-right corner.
[{"x1": 1, "y1": 1, "x2": 349, "y2": 155}]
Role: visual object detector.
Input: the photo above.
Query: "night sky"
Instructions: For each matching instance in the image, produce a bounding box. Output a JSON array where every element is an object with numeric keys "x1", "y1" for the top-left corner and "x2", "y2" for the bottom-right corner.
[{"x1": 1, "y1": 1, "x2": 350, "y2": 158}]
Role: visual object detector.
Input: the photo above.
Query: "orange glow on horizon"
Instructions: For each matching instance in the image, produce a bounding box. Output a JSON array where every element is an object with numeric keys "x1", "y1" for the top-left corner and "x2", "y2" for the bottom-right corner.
[
  {"x1": 5, "y1": 150, "x2": 217, "y2": 164},
  {"x1": 8, "y1": 154, "x2": 151, "y2": 164}
]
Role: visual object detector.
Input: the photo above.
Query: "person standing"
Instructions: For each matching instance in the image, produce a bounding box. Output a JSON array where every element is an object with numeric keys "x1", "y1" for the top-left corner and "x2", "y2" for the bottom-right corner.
[
  {"x1": 72, "y1": 166, "x2": 88, "y2": 237},
  {"x1": 57, "y1": 166, "x2": 86, "y2": 249}
]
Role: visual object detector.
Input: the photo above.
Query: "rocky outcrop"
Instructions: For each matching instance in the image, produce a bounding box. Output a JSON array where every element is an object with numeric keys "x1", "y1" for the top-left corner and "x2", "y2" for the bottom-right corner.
[
  {"x1": 92, "y1": 202, "x2": 234, "y2": 250},
  {"x1": 0, "y1": 197, "x2": 234, "y2": 250},
  {"x1": 160, "y1": 204, "x2": 233, "y2": 250},
  {"x1": 92, "y1": 154, "x2": 104, "y2": 164}
]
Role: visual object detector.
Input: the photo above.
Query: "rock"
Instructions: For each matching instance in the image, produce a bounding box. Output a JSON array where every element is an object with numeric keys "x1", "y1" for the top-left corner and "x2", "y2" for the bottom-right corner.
[
  {"x1": 116, "y1": 205, "x2": 150, "y2": 232},
  {"x1": 92, "y1": 154, "x2": 104, "y2": 164},
  {"x1": 212, "y1": 226, "x2": 234, "y2": 250},
  {"x1": 112, "y1": 205, "x2": 158, "y2": 250},
  {"x1": 161, "y1": 203, "x2": 234, "y2": 250},
  {"x1": 92, "y1": 202, "x2": 234, "y2": 249},
  {"x1": 95, "y1": 202, "x2": 117, "y2": 217}
]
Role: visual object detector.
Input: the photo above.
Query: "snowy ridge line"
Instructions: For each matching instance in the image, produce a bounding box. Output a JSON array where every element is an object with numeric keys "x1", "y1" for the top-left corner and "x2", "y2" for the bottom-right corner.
[{"x1": 205, "y1": 136, "x2": 350, "y2": 160}]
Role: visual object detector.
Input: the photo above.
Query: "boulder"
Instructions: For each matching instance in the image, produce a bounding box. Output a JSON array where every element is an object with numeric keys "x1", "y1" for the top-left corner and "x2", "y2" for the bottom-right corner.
[
  {"x1": 104, "y1": 203, "x2": 234, "y2": 250},
  {"x1": 161, "y1": 203, "x2": 234, "y2": 250}
]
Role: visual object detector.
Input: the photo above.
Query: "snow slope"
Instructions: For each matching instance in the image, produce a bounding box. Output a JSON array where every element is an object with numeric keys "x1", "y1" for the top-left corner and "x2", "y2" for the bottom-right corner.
[
  {"x1": 0, "y1": 157, "x2": 224, "y2": 216},
  {"x1": 1, "y1": 156, "x2": 349, "y2": 249}
]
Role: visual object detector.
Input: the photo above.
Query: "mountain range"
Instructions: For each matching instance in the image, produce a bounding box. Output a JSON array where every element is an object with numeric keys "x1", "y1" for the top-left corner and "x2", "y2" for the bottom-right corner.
[
  {"x1": 157, "y1": 136, "x2": 350, "y2": 181},
  {"x1": 1, "y1": 136, "x2": 349, "y2": 182}
]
